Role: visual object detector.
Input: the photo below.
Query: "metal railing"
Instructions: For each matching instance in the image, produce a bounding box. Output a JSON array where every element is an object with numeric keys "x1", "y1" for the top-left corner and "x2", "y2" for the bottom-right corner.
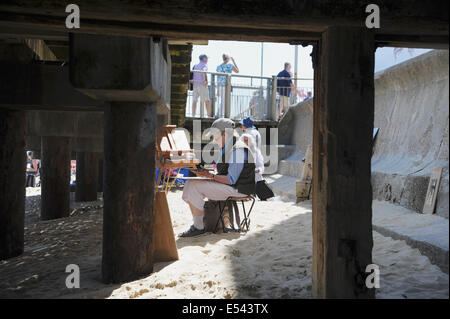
[{"x1": 186, "y1": 70, "x2": 313, "y2": 121}]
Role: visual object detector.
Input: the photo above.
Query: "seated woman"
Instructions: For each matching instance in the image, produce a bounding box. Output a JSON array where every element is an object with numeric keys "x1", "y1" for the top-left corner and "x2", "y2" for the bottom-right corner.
[
  {"x1": 241, "y1": 133, "x2": 274, "y2": 201},
  {"x1": 180, "y1": 118, "x2": 255, "y2": 237},
  {"x1": 240, "y1": 133, "x2": 264, "y2": 182}
]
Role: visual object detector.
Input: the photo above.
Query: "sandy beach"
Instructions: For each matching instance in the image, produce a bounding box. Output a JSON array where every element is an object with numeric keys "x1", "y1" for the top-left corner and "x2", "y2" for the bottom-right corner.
[{"x1": 0, "y1": 187, "x2": 447, "y2": 299}]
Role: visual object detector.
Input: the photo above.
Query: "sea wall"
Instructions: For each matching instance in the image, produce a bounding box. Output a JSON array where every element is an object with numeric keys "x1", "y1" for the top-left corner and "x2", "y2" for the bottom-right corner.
[
  {"x1": 277, "y1": 98, "x2": 313, "y2": 178},
  {"x1": 277, "y1": 50, "x2": 449, "y2": 217},
  {"x1": 372, "y1": 50, "x2": 449, "y2": 218}
]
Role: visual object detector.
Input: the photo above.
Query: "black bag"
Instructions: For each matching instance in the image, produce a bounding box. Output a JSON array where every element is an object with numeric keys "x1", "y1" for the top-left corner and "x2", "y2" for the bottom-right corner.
[{"x1": 255, "y1": 180, "x2": 274, "y2": 201}]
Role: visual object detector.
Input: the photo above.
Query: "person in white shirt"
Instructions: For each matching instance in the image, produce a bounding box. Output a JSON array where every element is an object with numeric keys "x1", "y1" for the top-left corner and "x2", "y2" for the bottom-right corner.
[
  {"x1": 240, "y1": 133, "x2": 275, "y2": 201},
  {"x1": 238, "y1": 116, "x2": 262, "y2": 150},
  {"x1": 240, "y1": 133, "x2": 264, "y2": 182}
]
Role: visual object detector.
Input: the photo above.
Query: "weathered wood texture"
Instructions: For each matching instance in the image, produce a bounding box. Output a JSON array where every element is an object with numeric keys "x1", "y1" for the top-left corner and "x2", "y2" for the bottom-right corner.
[
  {"x1": 97, "y1": 155, "x2": 103, "y2": 193},
  {"x1": 40, "y1": 136, "x2": 72, "y2": 220},
  {"x1": 75, "y1": 151, "x2": 99, "y2": 202},
  {"x1": 102, "y1": 102, "x2": 157, "y2": 283},
  {"x1": 169, "y1": 44, "x2": 192, "y2": 127},
  {"x1": 153, "y1": 192, "x2": 179, "y2": 262},
  {"x1": 69, "y1": 34, "x2": 171, "y2": 105},
  {"x1": 312, "y1": 26, "x2": 375, "y2": 298},
  {"x1": 0, "y1": 1, "x2": 448, "y2": 47},
  {"x1": 0, "y1": 109, "x2": 26, "y2": 260}
]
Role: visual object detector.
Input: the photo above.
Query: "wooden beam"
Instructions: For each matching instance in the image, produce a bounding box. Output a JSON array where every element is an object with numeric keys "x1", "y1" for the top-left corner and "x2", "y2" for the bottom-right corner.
[
  {"x1": 375, "y1": 34, "x2": 449, "y2": 49},
  {"x1": 0, "y1": 1, "x2": 447, "y2": 47},
  {"x1": 0, "y1": 1, "x2": 448, "y2": 35},
  {"x1": 24, "y1": 38, "x2": 57, "y2": 61},
  {"x1": 312, "y1": 26, "x2": 375, "y2": 298}
]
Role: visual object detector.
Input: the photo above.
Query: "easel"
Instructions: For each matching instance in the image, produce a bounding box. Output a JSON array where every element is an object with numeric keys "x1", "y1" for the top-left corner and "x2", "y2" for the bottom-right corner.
[
  {"x1": 156, "y1": 125, "x2": 200, "y2": 193},
  {"x1": 153, "y1": 125, "x2": 200, "y2": 262}
]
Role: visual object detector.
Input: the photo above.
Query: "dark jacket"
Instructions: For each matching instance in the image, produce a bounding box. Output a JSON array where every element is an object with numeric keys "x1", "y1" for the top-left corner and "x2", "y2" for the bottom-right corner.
[{"x1": 216, "y1": 141, "x2": 255, "y2": 195}]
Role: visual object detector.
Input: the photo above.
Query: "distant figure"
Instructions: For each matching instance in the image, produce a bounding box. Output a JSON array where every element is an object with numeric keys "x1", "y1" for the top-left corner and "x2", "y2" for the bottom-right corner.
[
  {"x1": 304, "y1": 91, "x2": 313, "y2": 101},
  {"x1": 276, "y1": 62, "x2": 296, "y2": 119},
  {"x1": 26, "y1": 151, "x2": 39, "y2": 187},
  {"x1": 192, "y1": 54, "x2": 211, "y2": 117},
  {"x1": 239, "y1": 116, "x2": 262, "y2": 150},
  {"x1": 248, "y1": 89, "x2": 265, "y2": 119},
  {"x1": 216, "y1": 54, "x2": 239, "y2": 117}
]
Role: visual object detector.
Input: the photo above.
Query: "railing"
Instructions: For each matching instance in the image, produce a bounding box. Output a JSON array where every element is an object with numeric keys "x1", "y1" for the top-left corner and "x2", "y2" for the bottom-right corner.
[{"x1": 185, "y1": 70, "x2": 313, "y2": 121}]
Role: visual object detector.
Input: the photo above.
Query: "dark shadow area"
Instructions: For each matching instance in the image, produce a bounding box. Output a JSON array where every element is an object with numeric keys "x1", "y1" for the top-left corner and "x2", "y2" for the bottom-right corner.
[{"x1": 0, "y1": 196, "x2": 121, "y2": 299}]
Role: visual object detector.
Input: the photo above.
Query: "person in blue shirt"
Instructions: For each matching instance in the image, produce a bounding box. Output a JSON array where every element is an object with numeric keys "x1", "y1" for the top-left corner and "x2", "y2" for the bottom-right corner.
[
  {"x1": 180, "y1": 118, "x2": 255, "y2": 237},
  {"x1": 215, "y1": 54, "x2": 239, "y2": 117},
  {"x1": 276, "y1": 62, "x2": 296, "y2": 119}
]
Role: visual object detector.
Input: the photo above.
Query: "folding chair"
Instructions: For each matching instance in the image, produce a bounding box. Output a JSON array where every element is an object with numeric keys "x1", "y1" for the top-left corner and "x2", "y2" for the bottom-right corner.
[{"x1": 213, "y1": 195, "x2": 256, "y2": 233}]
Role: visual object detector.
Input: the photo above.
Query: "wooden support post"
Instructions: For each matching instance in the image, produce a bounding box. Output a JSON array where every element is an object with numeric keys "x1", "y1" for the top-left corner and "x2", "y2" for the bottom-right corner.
[
  {"x1": 312, "y1": 26, "x2": 375, "y2": 298},
  {"x1": 97, "y1": 155, "x2": 103, "y2": 193},
  {"x1": 70, "y1": 33, "x2": 169, "y2": 283},
  {"x1": 40, "y1": 136, "x2": 72, "y2": 220},
  {"x1": 0, "y1": 109, "x2": 26, "y2": 260},
  {"x1": 102, "y1": 102, "x2": 157, "y2": 283},
  {"x1": 75, "y1": 151, "x2": 99, "y2": 201}
]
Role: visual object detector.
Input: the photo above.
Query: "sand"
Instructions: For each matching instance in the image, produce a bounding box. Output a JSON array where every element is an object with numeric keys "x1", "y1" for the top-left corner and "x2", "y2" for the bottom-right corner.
[{"x1": 0, "y1": 187, "x2": 447, "y2": 299}]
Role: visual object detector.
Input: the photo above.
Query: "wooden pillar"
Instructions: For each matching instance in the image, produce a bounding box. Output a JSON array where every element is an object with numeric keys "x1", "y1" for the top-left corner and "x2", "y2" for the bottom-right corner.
[
  {"x1": 97, "y1": 155, "x2": 103, "y2": 192},
  {"x1": 75, "y1": 151, "x2": 99, "y2": 201},
  {"x1": 312, "y1": 26, "x2": 375, "y2": 298},
  {"x1": 41, "y1": 136, "x2": 71, "y2": 220},
  {"x1": 70, "y1": 33, "x2": 168, "y2": 283},
  {"x1": 102, "y1": 102, "x2": 157, "y2": 283},
  {"x1": 0, "y1": 109, "x2": 26, "y2": 260}
]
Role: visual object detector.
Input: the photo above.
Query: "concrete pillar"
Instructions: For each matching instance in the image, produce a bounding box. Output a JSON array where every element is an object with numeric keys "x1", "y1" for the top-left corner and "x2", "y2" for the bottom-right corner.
[
  {"x1": 75, "y1": 151, "x2": 99, "y2": 201},
  {"x1": 0, "y1": 109, "x2": 26, "y2": 260},
  {"x1": 102, "y1": 102, "x2": 157, "y2": 283},
  {"x1": 40, "y1": 136, "x2": 71, "y2": 220},
  {"x1": 312, "y1": 27, "x2": 375, "y2": 298}
]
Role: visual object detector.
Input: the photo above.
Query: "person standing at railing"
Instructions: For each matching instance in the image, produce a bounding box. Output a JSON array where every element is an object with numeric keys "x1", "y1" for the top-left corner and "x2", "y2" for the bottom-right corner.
[
  {"x1": 216, "y1": 54, "x2": 239, "y2": 117},
  {"x1": 276, "y1": 62, "x2": 296, "y2": 119},
  {"x1": 192, "y1": 54, "x2": 211, "y2": 117}
]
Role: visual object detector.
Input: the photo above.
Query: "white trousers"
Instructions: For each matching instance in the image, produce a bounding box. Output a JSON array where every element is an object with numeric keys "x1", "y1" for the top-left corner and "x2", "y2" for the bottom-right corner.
[{"x1": 182, "y1": 180, "x2": 248, "y2": 212}]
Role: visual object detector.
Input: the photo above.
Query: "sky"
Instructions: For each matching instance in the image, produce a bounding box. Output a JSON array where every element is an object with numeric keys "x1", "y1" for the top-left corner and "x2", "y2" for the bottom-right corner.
[{"x1": 190, "y1": 40, "x2": 432, "y2": 81}]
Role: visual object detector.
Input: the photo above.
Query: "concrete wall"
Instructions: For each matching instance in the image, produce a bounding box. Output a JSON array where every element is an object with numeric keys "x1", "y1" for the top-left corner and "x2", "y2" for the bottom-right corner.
[
  {"x1": 372, "y1": 50, "x2": 449, "y2": 218},
  {"x1": 277, "y1": 98, "x2": 313, "y2": 178},
  {"x1": 277, "y1": 50, "x2": 449, "y2": 218}
]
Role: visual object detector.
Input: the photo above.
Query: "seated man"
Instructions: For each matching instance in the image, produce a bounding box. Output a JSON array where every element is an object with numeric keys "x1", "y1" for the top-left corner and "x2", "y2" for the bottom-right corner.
[{"x1": 180, "y1": 118, "x2": 255, "y2": 237}]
